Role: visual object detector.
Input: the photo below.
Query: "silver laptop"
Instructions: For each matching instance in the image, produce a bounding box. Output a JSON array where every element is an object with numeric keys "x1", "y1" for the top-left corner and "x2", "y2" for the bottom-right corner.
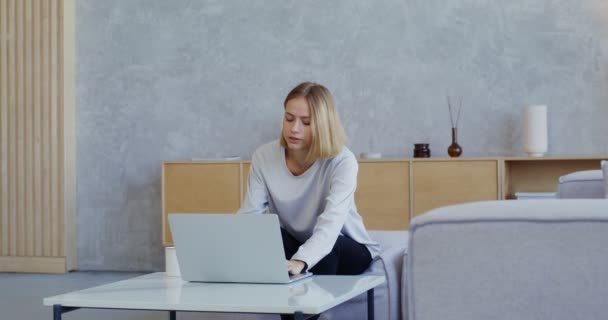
[{"x1": 168, "y1": 213, "x2": 313, "y2": 284}]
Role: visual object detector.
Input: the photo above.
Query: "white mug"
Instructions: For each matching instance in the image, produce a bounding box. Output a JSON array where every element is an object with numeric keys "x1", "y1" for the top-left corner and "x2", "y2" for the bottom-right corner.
[{"x1": 165, "y1": 246, "x2": 181, "y2": 277}]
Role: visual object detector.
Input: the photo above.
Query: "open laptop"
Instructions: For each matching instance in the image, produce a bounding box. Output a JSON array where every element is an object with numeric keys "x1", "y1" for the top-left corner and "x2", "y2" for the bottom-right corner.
[{"x1": 168, "y1": 213, "x2": 313, "y2": 284}]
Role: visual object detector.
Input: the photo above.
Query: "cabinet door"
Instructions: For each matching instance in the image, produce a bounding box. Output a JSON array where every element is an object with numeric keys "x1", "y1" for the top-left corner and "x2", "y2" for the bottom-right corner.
[
  {"x1": 413, "y1": 161, "x2": 498, "y2": 216},
  {"x1": 162, "y1": 163, "x2": 241, "y2": 246},
  {"x1": 356, "y1": 161, "x2": 410, "y2": 229}
]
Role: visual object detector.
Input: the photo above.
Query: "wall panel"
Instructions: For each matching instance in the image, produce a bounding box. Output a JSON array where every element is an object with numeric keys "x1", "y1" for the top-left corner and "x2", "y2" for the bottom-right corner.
[{"x1": 0, "y1": 0, "x2": 74, "y2": 273}]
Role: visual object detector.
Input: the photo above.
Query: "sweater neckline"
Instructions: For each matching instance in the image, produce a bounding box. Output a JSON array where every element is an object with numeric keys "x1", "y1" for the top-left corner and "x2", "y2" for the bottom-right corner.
[{"x1": 281, "y1": 145, "x2": 319, "y2": 178}]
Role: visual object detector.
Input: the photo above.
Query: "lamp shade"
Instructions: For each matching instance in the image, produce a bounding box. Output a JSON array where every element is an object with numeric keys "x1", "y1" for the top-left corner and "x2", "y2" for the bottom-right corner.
[{"x1": 523, "y1": 105, "x2": 548, "y2": 157}]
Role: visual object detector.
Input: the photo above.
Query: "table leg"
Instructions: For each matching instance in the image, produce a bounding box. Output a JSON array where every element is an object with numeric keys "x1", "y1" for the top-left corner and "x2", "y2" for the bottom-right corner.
[
  {"x1": 53, "y1": 305, "x2": 79, "y2": 320},
  {"x1": 53, "y1": 305, "x2": 61, "y2": 320},
  {"x1": 367, "y1": 288, "x2": 375, "y2": 320},
  {"x1": 169, "y1": 310, "x2": 176, "y2": 320}
]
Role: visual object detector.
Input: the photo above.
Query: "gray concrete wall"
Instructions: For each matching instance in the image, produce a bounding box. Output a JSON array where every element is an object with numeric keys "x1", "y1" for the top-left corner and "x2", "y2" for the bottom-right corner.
[{"x1": 77, "y1": 0, "x2": 608, "y2": 270}]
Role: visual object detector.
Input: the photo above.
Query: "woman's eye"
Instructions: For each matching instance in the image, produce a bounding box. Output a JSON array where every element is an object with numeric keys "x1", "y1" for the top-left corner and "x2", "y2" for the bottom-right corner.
[{"x1": 303, "y1": 122, "x2": 310, "y2": 126}]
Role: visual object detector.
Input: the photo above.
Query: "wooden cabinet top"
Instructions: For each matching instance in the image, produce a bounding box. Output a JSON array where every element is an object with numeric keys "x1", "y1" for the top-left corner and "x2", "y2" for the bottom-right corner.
[{"x1": 163, "y1": 155, "x2": 608, "y2": 164}]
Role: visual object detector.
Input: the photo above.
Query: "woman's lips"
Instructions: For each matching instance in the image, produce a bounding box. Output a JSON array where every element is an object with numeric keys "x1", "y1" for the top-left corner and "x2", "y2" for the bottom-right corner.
[{"x1": 288, "y1": 137, "x2": 301, "y2": 143}]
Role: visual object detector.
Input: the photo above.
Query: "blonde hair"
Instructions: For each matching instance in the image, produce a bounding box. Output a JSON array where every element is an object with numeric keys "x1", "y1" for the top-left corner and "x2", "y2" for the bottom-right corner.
[{"x1": 280, "y1": 82, "x2": 347, "y2": 163}]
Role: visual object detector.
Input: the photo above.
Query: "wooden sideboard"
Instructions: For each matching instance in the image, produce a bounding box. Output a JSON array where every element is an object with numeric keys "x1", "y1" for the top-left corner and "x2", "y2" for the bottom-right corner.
[{"x1": 162, "y1": 155, "x2": 607, "y2": 246}]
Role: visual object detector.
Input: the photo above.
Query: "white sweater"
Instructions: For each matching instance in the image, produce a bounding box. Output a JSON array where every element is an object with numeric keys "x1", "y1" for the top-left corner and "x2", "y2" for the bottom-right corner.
[{"x1": 238, "y1": 140, "x2": 380, "y2": 269}]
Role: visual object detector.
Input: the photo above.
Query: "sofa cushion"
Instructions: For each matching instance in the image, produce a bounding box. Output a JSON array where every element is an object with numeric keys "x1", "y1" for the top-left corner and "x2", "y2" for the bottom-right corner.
[
  {"x1": 603, "y1": 161, "x2": 608, "y2": 198},
  {"x1": 557, "y1": 169, "x2": 604, "y2": 199},
  {"x1": 368, "y1": 230, "x2": 409, "y2": 251}
]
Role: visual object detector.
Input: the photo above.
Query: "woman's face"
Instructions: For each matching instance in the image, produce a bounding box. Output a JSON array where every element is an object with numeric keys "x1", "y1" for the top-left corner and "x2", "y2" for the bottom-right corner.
[{"x1": 283, "y1": 97, "x2": 313, "y2": 153}]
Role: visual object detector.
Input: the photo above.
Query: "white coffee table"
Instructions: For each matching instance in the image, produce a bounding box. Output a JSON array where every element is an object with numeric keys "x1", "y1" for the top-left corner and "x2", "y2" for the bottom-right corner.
[{"x1": 43, "y1": 272, "x2": 385, "y2": 320}]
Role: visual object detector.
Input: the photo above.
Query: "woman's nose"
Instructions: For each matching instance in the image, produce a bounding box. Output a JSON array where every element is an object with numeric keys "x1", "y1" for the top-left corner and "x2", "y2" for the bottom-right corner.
[{"x1": 290, "y1": 120, "x2": 301, "y2": 132}]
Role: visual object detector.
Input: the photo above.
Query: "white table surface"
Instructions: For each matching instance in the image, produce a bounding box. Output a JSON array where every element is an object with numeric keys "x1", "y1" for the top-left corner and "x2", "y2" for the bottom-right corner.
[{"x1": 43, "y1": 272, "x2": 385, "y2": 314}]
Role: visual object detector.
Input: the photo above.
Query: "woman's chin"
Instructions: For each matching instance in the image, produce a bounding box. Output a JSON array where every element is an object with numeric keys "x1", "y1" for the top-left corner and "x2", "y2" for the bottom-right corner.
[{"x1": 287, "y1": 144, "x2": 308, "y2": 151}]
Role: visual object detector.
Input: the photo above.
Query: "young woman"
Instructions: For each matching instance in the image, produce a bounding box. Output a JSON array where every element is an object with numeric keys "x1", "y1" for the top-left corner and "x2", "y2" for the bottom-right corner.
[{"x1": 238, "y1": 82, "x2": 379, "y2": 278}]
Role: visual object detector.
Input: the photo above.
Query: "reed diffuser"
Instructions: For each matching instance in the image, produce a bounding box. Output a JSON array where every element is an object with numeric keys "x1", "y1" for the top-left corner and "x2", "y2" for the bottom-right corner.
[{"x1": 447, "y1": 96, "x2": 463, "y2": 157}]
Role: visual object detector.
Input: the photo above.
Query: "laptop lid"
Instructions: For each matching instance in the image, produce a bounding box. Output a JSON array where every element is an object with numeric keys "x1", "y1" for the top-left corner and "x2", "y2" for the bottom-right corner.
[{"x1": 169, "y1": 213, "x2": 308, "y2": 284}]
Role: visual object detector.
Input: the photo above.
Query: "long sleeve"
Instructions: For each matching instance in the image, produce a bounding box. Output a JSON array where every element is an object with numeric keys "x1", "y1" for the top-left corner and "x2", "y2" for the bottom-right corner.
[
  {"x1": 291, "y1": 157, "x2": 358, "y2": 269},
  {"x1": 236, "y1": 140, "x2": 380, "y2": 267},
  {"x1": 237, "y1": 151, "x2": 268, "y2": 215}
]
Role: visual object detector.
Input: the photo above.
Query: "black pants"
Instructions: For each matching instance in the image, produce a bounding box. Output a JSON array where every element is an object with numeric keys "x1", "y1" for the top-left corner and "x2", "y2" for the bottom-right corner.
[
  {"x1": 281, "y1": 228, "x2": 372, "y2": 275},
  {"x1": 280, "y1": 228, "x2": 373, "y2": 320}
]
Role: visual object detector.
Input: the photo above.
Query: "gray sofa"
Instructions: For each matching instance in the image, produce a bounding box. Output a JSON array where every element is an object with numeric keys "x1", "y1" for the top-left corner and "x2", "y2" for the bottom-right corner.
[
  {"x1": 403, "y1": 199, "x2": 608, "y2": 320},
  {"x1": 320, "y1": 230, "x2": 408, "y2": 320}
]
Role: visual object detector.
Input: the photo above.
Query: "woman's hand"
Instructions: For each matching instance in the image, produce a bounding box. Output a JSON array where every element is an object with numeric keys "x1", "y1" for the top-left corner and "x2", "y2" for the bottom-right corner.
[{"x1": 287, "y1": 259, "x2": 306, "y2": 275}]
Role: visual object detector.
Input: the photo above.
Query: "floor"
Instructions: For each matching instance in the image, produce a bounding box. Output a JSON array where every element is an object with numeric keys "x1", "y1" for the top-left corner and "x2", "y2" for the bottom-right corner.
[{"x1": 0, "y1": 272, "x2": 275, "y2": 320}]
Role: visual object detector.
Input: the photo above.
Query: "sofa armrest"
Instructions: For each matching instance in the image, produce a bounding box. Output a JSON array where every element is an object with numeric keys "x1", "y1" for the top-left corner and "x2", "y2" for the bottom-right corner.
[
  {"x1": 406, "y1": 200, "x2": 608, "y2": 320},
  {"x1": 376, "y1": 245, "x2": 407, "y2": 320},
  {"x1": 367, "y1": 230, "x2": 408, "y2": 320}
]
